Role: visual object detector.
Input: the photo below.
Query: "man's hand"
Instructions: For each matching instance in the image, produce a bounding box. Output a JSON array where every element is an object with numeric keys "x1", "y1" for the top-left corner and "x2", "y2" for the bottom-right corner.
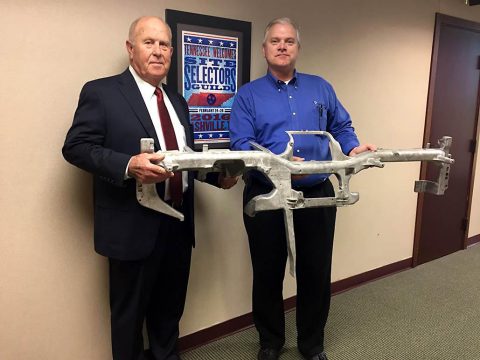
[
  {"x1": 218, "y1": 173, "x2": 239, "y2": 189},
  {"x1": 128, "y1": 153, "x2": 174, "y2": 184},
  {"x1": 349, "y1": 143, "x2": 377, "y2": 156}
]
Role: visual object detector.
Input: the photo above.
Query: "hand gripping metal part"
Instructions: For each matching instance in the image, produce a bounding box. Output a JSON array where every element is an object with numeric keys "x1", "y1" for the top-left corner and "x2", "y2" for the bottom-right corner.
[{"x1": 136, "y1": 131, "x2": 454, "y2": 277}]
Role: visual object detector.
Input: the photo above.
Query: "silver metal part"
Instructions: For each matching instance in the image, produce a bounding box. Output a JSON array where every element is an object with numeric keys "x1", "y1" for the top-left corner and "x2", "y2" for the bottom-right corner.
[
  {"x1": 136, "y1": 131, "x2": 454, "y2": 276},
  {"x1": 135, "y1": 138, "x2": 184, "y2": 221},
  {"x1": 413, "y1": 136, "x2": 452, "y2": 195}
]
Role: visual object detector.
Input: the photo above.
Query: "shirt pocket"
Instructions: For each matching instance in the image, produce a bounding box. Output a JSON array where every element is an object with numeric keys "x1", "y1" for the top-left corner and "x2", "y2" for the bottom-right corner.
[{"x1": 313, "y1": 102, "x2": 328, "y2": 131}]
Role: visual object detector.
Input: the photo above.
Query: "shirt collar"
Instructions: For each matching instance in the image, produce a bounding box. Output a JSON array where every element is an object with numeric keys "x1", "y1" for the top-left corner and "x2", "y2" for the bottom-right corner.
[
  {"x1": 129, "y1": 65, "x2": 164, "y2": 99},
  {"x1": 266, "y1": 70, "x2": 298, "y2": 89}
]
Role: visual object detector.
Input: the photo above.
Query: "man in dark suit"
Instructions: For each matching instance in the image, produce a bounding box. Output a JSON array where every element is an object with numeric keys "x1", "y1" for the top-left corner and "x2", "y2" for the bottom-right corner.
[{"x1": 63, "y1": 16, "x2": 231, "y2": 360}]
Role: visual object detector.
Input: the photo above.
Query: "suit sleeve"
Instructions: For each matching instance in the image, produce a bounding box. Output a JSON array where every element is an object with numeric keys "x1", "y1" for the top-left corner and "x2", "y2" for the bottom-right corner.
[{"x1": 62, "y1": 82, "x2": 131, "y2": 187}]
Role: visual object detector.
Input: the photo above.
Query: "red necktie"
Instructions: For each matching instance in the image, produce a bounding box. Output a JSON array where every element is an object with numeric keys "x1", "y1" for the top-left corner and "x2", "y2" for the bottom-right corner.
[{"x1": 154, "y1": 87, "x2": 183, "y2": 206}]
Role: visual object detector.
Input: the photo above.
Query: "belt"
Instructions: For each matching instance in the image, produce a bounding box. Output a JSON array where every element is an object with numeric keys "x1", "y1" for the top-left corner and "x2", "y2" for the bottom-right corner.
[
  {"x1": 293, "y1": 178, "x2": 327, "y2": 192},
  {"x1": 247, "y1": 172, "x2": 328, "y2": 191}
]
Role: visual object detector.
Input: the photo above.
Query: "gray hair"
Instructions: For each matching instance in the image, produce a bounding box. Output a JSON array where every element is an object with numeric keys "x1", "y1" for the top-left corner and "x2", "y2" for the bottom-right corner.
[
  {"x1": 263, "y1": 17, "x2": 300, "y2": 47},
  {"x1": 128, "y1": 16, "x2": 172, "y2": 44}
]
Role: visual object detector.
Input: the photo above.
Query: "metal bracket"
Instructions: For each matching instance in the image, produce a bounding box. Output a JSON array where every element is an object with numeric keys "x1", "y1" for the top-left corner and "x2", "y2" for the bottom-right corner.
[{"x1": 136, "y1": 131, "x2": 454, "y2": 277}]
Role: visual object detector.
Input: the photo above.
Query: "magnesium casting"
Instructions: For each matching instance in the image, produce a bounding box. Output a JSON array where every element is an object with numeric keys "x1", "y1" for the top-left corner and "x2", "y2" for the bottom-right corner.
[{"x1": 136, "y1": 131, "x2": 454, "y2": 276}]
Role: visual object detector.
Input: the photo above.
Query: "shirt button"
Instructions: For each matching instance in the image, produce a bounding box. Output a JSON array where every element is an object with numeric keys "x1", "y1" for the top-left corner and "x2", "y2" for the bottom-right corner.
[
  {"x1": 293, "y1": 112, "x2": 296, "y2": 115},
  {"x1": 289, "y1": 96, "x2": 292, "y2": 99}
]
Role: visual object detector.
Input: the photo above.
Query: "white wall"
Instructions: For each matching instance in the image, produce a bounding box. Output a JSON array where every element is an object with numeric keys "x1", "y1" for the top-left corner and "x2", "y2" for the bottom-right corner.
[
  {"x1": 469, "y1": 118, "x2": 480, "y2": 238},
  {"x1": 1, "y1": 0, "x2": 480, "y2": 359}
]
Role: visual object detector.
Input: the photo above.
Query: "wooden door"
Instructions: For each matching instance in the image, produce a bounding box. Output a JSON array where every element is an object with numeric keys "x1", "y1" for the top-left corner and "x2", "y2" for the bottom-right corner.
[{"x1": 414, "y1": 14, "x2": 480, "y2": 265}]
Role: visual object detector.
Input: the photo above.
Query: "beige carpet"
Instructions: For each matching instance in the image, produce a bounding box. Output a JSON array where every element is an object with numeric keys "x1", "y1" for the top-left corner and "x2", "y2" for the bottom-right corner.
[{"x1": 182, "y1": 244, "x2": 480, "y2": 360}]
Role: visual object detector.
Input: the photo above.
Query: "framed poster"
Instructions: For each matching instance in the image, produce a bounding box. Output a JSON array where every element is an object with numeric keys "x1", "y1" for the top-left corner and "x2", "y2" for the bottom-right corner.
[{"x1": 166, "y1": 9, "x2": 251, "y2": 149}]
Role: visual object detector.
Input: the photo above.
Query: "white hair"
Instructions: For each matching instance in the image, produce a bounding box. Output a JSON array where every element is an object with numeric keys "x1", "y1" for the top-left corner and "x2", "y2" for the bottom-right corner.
[{"x1": 263, "y1": 17, "x2": 300, "y2": 47}]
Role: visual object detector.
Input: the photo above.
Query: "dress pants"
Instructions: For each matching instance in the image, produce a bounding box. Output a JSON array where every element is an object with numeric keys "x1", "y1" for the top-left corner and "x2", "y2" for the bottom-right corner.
[
  {"x1": 108, "y1": 213, "x2": 192, "y2": 360},
  {"x1": 243, "y1": 177, "x2": 336, "y2": 357}
]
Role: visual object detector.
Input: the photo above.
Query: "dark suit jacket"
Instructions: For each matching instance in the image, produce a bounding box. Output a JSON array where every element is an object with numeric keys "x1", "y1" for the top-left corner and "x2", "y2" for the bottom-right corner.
[{"x1": 63, "y1": 69, "x2": 196, "y2": 260}]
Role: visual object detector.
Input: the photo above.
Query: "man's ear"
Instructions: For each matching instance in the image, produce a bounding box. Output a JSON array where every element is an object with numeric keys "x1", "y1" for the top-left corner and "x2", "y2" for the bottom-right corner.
[{"x1": 126, "y1": 40, "x2": 134, "y2": 59}]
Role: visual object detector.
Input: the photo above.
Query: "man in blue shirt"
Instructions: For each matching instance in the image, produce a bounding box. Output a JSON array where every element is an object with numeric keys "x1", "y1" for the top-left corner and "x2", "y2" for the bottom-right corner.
[{"x1": 229, "y1": 17, "x2": 376, "y2": 360}]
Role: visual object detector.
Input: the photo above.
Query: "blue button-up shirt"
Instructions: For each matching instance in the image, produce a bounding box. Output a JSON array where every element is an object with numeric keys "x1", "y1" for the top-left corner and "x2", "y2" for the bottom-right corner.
[{"x1": 230, "y1": 71, "x2": 360, "y2": 187}]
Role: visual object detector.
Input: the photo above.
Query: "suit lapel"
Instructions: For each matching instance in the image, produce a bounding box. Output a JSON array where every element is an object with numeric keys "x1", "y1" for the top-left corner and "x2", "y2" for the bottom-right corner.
[
  {"x1": 117, "y1": 69, "x2": 161, "y2": 150},
  {"x1": 116, "y1": 69, "x2": 192, "y2": 151}
]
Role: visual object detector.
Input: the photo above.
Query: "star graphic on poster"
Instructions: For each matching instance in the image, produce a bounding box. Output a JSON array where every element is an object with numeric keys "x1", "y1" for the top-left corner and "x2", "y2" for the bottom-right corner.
[
  {"x1": 209, "y1": 134, "x2": 213, "y2": 138},
  {"x1": 198, "y1": 38, "x2": 203, "y2": 43},
  {"x1": 206, "y1": 94, "x2": 217, "y2": 105},
  {"x1": 187, "y1": 37, "x2": 192, "y2": 42},
  {"x1": 209, "y1": 40, "x2": 213, "y2": 45},
  {"x1": 198, "y1": 134, "x2": 203, "y2": 139},
  {"x1": 220, "y1": 41, "x2": 224, "y2": 46}
]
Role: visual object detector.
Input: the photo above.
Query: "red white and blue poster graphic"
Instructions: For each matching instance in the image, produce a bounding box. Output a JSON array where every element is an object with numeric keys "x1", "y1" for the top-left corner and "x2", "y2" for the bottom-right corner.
[{"x1": 182, "y1": 31, "x2": 238, "y2": 145}]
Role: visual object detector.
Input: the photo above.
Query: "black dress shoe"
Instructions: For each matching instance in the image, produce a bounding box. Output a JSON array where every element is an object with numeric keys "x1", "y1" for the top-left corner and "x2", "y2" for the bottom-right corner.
[
  {"x1": 258, "y1": 348, "x2": 280, "y2": 360},
  {"x1": 307, "y1": 351, "x2": 328, "y2": 360}
]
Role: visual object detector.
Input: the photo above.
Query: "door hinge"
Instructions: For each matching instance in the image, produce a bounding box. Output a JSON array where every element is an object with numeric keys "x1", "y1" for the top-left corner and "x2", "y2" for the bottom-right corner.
[{"x1": 470, "y1": 139, "x2": 477, "y2": 153}]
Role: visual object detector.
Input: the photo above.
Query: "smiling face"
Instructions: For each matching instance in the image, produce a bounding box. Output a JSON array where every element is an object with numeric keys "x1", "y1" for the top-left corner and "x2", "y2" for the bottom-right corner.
[
  {"x1": 262, "y1": 22, "x2": 300, "y2": 81},
  {"x1": 126, "y1": 17, "x2": 173, "y2": 86}
]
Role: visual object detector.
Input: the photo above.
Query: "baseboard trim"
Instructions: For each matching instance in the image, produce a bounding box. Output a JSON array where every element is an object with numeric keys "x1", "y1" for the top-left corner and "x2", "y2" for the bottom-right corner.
[
  {"x1": 331, "y1": 258, "x2": 412, "y2": 295},
  {"x1": 467, "y1": 234, "x2": 480, "y2": 247},
  {"x1": 178, "y1": 312, "x2": 253, "y2": 352},
  {"x1": 179, "y1": 257, "x2": 412, "y2": 352}
]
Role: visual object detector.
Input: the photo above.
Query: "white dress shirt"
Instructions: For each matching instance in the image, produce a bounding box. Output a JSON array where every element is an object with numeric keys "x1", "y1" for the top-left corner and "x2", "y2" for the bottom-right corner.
[{"x1": 128, "y1": 66, "x2": 188, "y2": 197}]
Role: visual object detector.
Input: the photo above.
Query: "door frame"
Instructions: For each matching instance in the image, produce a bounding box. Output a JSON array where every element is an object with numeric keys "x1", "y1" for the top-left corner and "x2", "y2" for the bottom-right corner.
[{"x1": 413, "y1": 13, "x2": 480, "y2": 266}]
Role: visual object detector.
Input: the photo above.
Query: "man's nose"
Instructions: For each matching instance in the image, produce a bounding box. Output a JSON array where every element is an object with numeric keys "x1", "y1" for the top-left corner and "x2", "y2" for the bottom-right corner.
[
  {"x1": 152, "y1": 43, "x2": 162, "y2": 55},
  {"x1": 277, "y1": 41, "x2": 287, "y2": 50}
]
